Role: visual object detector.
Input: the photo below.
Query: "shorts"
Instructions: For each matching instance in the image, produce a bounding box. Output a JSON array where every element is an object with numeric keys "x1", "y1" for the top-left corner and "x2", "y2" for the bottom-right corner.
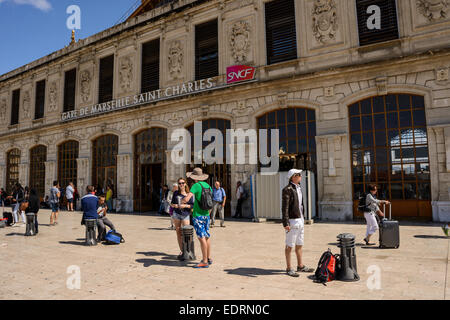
[
  {"x1": 51, "y1": 203, "x2": 59, "y2": 212},
  {"x1": 192, "y1": 215, "x2": 210, "y2": 238},
  {"x1": 173, "y1": 212, "x2": 190, "y2": 221},
  {"x1": 285, "y1": 218, "x2": 304, "y2": 248},
  {"x1": 67, "y1": 198, "x2": 73, "y2": 204}
]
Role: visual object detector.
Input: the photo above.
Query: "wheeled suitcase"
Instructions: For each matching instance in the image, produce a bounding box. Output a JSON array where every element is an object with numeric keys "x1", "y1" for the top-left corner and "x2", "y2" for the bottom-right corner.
[{"x1": 379, "y1": 203, "x2": 399, "y2": 249}]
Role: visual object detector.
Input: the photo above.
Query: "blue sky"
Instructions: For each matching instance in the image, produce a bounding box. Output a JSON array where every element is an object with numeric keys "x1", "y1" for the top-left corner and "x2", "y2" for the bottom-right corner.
[{"x1": 0, "y1": 0, "x2": 139, "y2": 76}]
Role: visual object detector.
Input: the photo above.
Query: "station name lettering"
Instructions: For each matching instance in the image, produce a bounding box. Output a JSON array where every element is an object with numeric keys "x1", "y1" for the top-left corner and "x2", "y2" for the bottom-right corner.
[{"x1": 61, "y1": 78, "x2": 214, "y2": 121}]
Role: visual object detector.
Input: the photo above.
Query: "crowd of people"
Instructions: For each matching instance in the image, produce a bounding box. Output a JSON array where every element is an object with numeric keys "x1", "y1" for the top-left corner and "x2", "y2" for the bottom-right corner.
[{"x1": 2, "y1": 167, "x2": 449, "y2": 275}]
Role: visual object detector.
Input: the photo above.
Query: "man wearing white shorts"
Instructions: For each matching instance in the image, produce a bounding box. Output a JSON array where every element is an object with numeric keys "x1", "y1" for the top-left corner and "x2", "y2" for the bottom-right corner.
[{"x1": 282, "y1": 169, "x2": 315, "y2": 277}]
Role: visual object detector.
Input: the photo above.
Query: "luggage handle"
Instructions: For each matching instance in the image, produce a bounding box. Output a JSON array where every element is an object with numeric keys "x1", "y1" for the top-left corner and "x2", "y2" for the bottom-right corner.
[{"x1": 382, "y1": 202, "x2": 392, "y2": 221}]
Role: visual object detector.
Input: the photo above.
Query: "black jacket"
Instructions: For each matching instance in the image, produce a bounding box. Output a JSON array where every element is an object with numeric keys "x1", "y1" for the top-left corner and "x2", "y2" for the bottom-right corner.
[
  {"x1": 25, "y1": 194, "x2": 40, "y2": 214},
  {"x1": 12, "y1": 188, "x2": 24, "y2": 203},
  {"x1": 281, "y1": 182, "x2": 306, "y2": 228}
]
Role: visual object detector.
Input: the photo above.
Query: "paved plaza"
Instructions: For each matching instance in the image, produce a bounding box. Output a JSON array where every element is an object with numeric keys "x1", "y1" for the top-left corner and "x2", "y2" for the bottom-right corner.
[{"x1": 0, "y1": 209, "x2": 448, "y2": 300}]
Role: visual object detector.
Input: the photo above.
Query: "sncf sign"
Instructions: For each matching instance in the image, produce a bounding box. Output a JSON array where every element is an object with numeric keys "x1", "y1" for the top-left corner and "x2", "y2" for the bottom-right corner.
[{"x1": 227, "y1": 65, "x2": 256, "y2": 84}]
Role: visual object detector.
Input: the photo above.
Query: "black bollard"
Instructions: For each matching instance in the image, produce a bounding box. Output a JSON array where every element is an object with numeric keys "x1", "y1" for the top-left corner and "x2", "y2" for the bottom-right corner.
[
  {"x1": 181, "y1": 225, "x2": 196, "y2": 261},
  {"x1": 336, "y1": 233, "x2": 360, "y2": 282},
  {"x1": 25, "y1": 213, "x2": 36, "y2": 236},
  {"x1": 84, "y1": 219, "x2": 97, "y2": 246}
]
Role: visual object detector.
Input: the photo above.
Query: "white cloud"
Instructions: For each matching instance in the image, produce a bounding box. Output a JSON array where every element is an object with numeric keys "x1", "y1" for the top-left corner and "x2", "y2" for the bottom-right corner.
[{"x1": 0, "y1": 0, "x2": 52, "y2": 11}]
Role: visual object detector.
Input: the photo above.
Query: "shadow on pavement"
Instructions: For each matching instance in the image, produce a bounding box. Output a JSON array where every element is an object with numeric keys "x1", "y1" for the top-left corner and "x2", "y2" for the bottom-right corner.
[
  {"x1": 59, "y1": 240, "x2": 86, "y2": 246},
  {"x1": 136, "y1": 251, "x2": 196, "y2": 268},
  {"x1": 148, "y1": 227, "x2": 172, "y2": 231},
  {"x1": 414, "y1": 235, "x2": 449, "y2": 240},
  {"x1": 223, "y1": 267, "x2": 285, "y2": 278},
  {"x1": 5, "y1": 233, "x2": 24, "y2": 237}
]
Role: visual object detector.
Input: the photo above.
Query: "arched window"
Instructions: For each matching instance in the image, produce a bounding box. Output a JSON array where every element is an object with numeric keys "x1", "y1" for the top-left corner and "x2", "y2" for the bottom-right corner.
[
  {"x1": 134, "y1": 128, "x2": 167, "y2": 212},
  {"x1": 92, "y1": 135, "x2": 118, "y2": 196},
  {"x1": 349, "y1": 94, "x2": 431, "y2": 218},
  {"x1": 6, "y1": 149, "x2": 20, "y2": 194},
  {"x1": 30, "y1": 145, "x2": 47, "y2": 197},
  {"x1": 58, "y1": 140, "x2": 79, "y2": 191},
  {"x1": 257, "y1": 107, "x2": 317, "y2": 172}
]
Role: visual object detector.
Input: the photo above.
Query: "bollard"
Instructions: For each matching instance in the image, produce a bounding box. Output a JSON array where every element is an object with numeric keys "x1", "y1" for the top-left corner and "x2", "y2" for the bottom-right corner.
[
  {"x1": 84, "y1": 219, "x2": 97, "y2": 246},
  {"x1": 336, "y1": 233, "x2": 360, "y2": 282},
  {"x1": 181, "y1": 225, "x2": 196, "y2": 261},
  {"x1": 25, "y1": 213, "x2": 36, "y2": 236}
]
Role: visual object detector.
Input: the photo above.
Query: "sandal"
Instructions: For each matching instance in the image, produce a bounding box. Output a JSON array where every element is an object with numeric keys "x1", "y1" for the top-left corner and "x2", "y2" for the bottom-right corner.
[
  {"x1": 194, "y1": 262, "x2": 209, "y2": 268},
  {"x1": 297, "y1": 266, "x2": 314, "y2": 273},
  {"x1": 208, "y1": 258, "x2": 213, "y2": 265}
]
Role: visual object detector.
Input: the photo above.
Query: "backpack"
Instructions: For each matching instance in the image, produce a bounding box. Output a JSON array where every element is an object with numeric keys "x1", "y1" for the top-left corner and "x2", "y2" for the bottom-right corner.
[
  {"x1": 105, "y1": 230, "x2": 125, "y2": 245},
  {"x1": 199, "y1": 183, "x2": 214, "y2": 210},
  {"x1": 357, "y1": 193, "x2": 371, "y2": 213},
  {"x1": 314, "y1": 249, "x2": 340, "y2": 285}
]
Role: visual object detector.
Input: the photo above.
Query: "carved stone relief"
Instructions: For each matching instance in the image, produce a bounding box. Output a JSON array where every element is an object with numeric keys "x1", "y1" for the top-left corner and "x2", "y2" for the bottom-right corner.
[
  {"x1": 0, "y1": 98, "x2": 6, "y2": 123},
  {"x1": 168, "y1": 40, "x2": 184, "y2": 80},
  {"x1": 230, "y1": 20, "x2": 251, "y2": 63},
  {"x1": 48, "y1": 81, "x2": 58, "y2": 112},
  {"x1": 417, "y1": 0, "x2": 448, "y2": 21},
  {"x1": 80, "y1": 70, "x2": 91, "y2": 103},
  {"x1": 312, "y1": 0, "x2": 338, "y2": 44},
  {"x1": 119, "y1": 57, "x2": 133, "y2": 92},
  {"x1": 22, "y1": 91, "x2": 31, "y2": 120}
]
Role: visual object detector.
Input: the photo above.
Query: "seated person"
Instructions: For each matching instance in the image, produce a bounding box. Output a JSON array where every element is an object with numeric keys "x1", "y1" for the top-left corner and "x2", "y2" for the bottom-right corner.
[
  {"x1": 96, "y1": 195, "x2": 116, "y2": 242},
  {"x1": 40, "y1": 196, "x2": 51, "y2": 209}
]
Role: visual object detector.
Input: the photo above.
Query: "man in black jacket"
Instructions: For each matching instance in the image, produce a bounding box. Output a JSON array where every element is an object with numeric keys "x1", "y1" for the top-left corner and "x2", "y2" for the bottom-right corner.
[
  {"x1": 282, "y1": 169, "x2": 314, "y2": 277},
  {"x1": 25, "y1": 188, "x2": 40, "y2": 234}
]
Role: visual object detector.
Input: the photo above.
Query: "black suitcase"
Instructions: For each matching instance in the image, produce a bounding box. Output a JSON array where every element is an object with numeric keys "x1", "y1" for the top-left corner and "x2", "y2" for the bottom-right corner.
[
  {"x1": 379, "y1": 203, "x2": 399, "y2": 249},
  {"x1": 3, "y1": 205, "x2": 13, "y2": 226}
]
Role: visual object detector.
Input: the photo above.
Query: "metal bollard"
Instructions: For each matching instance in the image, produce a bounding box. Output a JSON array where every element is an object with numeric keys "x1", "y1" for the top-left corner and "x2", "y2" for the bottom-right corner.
[
  {"x1": 181, "y1": 225, "x2": 196, "y2": 261},
  {"x1": 25, "y1": 213, "x2": 36, "y2": 236},
  {"x1": 84, "y1": 219, "x2": 97, "y2": 246},
  {"x1": 336, "y1": 233, "x2": 360, "y2": 282}
]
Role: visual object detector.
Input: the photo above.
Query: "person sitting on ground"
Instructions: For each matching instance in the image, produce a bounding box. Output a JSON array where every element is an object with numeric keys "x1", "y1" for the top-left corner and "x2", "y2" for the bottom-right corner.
[
  {"x1": 81, "y1": 185, "x2": 99, "y2": 225},
  {"x1": 363, "y1": 184, "x2": 390, "y2": 245},
  {"x1": 25, "y1": 188, "x2": 40, "y2": 234},
  {"x1": 96, "y1": 195, "x2": 116, "y2": 242}
]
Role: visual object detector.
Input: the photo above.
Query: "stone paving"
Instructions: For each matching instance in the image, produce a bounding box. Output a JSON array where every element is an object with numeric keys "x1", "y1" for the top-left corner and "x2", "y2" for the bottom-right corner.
[{"x1": 0, "y1": 209, "x2": 448, "y2": 300}]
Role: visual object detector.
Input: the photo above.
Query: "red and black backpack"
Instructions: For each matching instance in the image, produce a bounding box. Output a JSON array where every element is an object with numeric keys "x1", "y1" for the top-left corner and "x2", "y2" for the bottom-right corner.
[{"x1": 314, "y1": 249, "x2": 340, "y2": 285}]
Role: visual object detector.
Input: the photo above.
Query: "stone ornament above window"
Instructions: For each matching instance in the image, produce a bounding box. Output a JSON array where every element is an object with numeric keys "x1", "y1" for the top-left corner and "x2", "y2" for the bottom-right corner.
[
  {"x1": 312, "y1": 0, "x2": 338, "y2": 44},
  {"x1": 119, "y1": 57, "x2": 133, "y2": 92},
  {"x1": 168, "y1": 40, "x2": 184, "y2": 80},
  {"x1": 417, "y1": 0, "x2": 448, "y2": 21},
  {"x1": 0, "y1": 98, "x2": 6, "y2": 123},
  {"x1": 436, "y1": 67, "x2": 449, "y2": 81},
  {"x1": 80, "y1": 70, "x2": 91, "y2": 103},
  {"x1": 22, "y1": 91, "x2": 31, "y2": 120},
  {"x1": 48, "y1": 81, "x2": 58, "y2": 112},
  {"x1": 230, "y1": 20, "x2": 251, "y2": 63}
]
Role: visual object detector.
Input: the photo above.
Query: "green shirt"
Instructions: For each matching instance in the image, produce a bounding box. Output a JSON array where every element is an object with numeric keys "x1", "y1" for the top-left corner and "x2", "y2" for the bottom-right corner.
[{"x1": 190, "y1": 181, "x2": 212, "y2": 218}]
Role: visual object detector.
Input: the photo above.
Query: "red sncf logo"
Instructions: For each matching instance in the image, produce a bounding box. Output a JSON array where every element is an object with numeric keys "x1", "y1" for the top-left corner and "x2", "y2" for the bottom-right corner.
[{"x1": 227, "y1": 65, "x2": 256, "y2": 84}]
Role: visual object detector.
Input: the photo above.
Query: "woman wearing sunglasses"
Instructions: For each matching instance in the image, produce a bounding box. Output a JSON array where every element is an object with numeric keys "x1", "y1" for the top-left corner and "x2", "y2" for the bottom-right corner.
[{"x1": 170, "y1": 178, "x2": 194, "y2": 260}]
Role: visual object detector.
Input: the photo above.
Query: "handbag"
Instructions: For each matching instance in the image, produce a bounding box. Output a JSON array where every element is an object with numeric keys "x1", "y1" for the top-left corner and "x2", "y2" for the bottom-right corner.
[{"x1": 20, "y1": 201, "x2": 29, "y2": 212}]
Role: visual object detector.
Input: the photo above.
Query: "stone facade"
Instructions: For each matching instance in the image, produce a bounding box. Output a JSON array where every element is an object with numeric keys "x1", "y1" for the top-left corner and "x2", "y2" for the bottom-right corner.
[{"x1": 0, "y1": 0, "x2": 449, "y2": 221}]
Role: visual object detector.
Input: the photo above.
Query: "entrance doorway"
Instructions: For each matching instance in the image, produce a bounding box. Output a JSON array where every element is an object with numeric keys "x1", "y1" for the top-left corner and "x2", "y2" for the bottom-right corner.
[
  {"x1": 186, "y1": 119, "x2": 232, "y2": 217},
  {"x1": 134, "y1": 128, "x2": 167, "y2": 213},
  {"x1": 137, "y1": 163, "x2": 162, "y2": 212},
  {"x1": 92, "y1": 135, "x2": 118, "y2": 196}
]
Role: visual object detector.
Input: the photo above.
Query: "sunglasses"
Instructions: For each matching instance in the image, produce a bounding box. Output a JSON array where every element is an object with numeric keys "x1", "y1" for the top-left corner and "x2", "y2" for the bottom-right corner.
[
  {"x1": 179, "y1": 182, "x2": 186, "y2": 185},
  {"x1": 294, "y1": 174, "x2": 301, "y2": 177}
]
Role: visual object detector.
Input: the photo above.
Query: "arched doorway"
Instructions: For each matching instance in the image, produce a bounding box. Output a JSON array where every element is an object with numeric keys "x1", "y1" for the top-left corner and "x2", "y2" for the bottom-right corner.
[
  {"x1": 58, "y1": 140, "x2": 79, "y2": 207},
  {"x1": 186, "y1": 119, "x2": 232, "y2": 216},
  {"x1": 134, "y1": 128, "x2": 167, "y2": 212},
  {"x1": 257, "y1": 107, "x2": 317, "y2": 172},
  {"x1": 92, "y1": 135, "x2": 118, "y2": 196},
  {"x1": 6, "y1": 148, "x2": 20, "y2": 194},
  {"x1": 30, "y1": 145, "x2": 47, "y2": 198},
  {"x1": 349, "y1": 94, "x2": 431, "y2": 219}
]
